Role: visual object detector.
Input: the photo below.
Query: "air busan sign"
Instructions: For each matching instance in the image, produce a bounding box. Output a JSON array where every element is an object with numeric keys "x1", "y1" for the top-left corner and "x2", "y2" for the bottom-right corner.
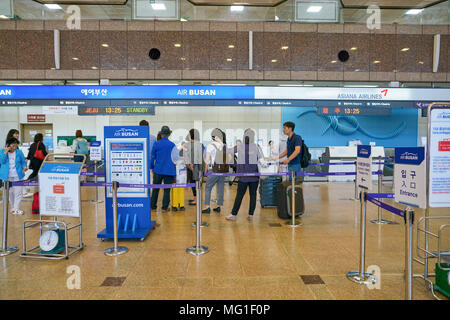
[
  {"x1": 0, "y1": 89, "x2": 12, "y2": 96},
  {"x1": 177, "y1": 89, "x2": 216, "y2": 96}
]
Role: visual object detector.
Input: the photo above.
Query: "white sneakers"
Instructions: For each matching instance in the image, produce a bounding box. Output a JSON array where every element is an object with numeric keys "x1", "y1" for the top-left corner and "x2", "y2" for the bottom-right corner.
[{"x1": 10, "y1": 209, "x2": 24, "y2": 215}]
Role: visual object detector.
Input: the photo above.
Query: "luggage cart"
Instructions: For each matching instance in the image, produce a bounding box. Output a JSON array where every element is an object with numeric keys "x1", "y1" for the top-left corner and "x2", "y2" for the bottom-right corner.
[
  {"x1": 416, "y1": 216, "x2": 450, "y2": 299},
  {"x1": 20, "y1": 154, "x2": 86, "y2": 260}
]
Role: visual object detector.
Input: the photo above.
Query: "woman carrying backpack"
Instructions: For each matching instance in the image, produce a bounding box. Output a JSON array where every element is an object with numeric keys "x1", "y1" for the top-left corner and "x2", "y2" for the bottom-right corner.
[
  {"x1": 202, "y1": 128, "x2": 230, "y2": 214},
  {"x1": 27, "y1": 133, "x2": 48, "y2": 179}
]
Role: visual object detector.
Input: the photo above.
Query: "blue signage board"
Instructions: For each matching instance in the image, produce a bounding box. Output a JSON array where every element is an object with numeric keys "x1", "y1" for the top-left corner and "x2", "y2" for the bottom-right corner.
[
  {"x1": 394, "y1": 147, "x2": 426, "y2": 208},
  {"x1": 40, "y1": 162, "x2": 83, "y2": 174},
  {"x1": 357, "y1": 145, "x2": 372, "y2": 190},
  {"x1": 98, "y1": 126, "x2": 154, "y2": 240}
]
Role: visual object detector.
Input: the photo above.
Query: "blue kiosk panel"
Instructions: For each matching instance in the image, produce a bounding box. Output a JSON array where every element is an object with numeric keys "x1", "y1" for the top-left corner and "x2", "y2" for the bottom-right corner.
[{"x1": 97, "y1": 126, "x2": 154, "y2": 240}]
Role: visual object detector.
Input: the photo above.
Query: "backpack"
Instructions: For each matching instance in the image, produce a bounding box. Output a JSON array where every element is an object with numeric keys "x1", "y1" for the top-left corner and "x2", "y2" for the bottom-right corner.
[
  {"x1": 212, "y1": 144, "x2": 230, "y2": 173},
  {"x1": 300, "y1": 137, "x2": 311, "y2": 168},
  {"x1": 75, "y1": 139, "x2": 89, "y2": 155}
]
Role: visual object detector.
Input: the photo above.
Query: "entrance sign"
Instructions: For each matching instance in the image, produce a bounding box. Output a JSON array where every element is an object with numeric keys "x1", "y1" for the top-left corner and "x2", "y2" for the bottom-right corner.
[
  {"x1": 89, "y1": 141, "x2": 102, "y2": 161},
  {"x1": 428, "y1": 104, "x2": 450, "y2": 208},
  {"x1": 98, "y1": 126, "x2": 154, "y2": 240},
  {"x1": 357, "y1": 145, "x2": 372, "y2": 190},
  {"x1": 39, "y1": 162, "x2": 83, "y2": 218},
  {"x1": 395, "y1": 147, "x2": 426, "y2": 209}
]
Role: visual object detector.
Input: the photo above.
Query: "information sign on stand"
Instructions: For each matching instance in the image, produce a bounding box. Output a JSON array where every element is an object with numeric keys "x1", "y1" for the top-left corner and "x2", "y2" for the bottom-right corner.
[
  {"x1": 39, "y1": 163, "x2": 83, "y2": 217},
  {"x1": 428, "y1": 104, "x2": 450, "y2": 208},
  {"x1": 97, "y1": 126, "x2": 154, "y2": 240},
  {"x1": 89, "y1": 141, "x2": 102, "y2": 161},
  {"x1": 394, "y1": 147, "x2": 426, "y2": 209},
  {"x1": 356, "y1": 145, "x2": 372, "y2": 190}
]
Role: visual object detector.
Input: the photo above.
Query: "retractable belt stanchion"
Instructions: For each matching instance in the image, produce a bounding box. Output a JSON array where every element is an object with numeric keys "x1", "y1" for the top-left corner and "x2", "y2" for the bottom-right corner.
[
  {"x1": 347, "y1": 191, "x2": 377, "y2": 285},
  {"x1": 104, "y1": 181, "x2": 128, "y2": 257},
  {"x1": 354, "y1": 160, "x2": 360, "y2": 201},
  {"x1": 192, "y1": 172, "x2": 208, "y2": 228},
  {"x1": 285, "y1": 171, "x2": 302, "y2": 227},
  {"x1": 186, "y1": 180, "x2": 209, "y2": 256},
  {"x1": 91, "y1": 160, "x2": 104, "y2": 204},
  {"x1": 0, "y1": 180, "x2": 18, "y2": 257},
  {"x1": 405, "y1": 207, "x2": 414, "y2": 300},
  {"x1": 371, "y1": 157, "x2": 395, "y2": 224}
]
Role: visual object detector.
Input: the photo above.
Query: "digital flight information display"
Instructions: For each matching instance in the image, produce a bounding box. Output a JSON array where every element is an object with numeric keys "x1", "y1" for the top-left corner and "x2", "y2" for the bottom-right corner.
[
  {"x1": 316, "y1": 106, "x2": 392, "y2": 116},
  {"x1": 78, "y1": 106, "x2": 155, "y2": 116}
]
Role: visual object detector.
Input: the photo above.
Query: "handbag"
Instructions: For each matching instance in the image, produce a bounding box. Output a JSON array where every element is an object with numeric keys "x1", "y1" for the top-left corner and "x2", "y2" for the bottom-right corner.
[{"x1": 33, "y1": 142, "x2": 45, "y2": 161}]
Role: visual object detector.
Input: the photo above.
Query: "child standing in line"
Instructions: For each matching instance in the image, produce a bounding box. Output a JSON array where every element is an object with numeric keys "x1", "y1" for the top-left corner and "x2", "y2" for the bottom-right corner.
[{"x1": 0, "y1": 138, "x2": 28, "y2": 215}]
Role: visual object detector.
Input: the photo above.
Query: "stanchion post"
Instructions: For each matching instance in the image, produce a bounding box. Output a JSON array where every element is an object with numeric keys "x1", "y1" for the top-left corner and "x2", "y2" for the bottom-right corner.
[
  {"x1": 285, "y1": 171, "x2": 302, "y2": 228},
  {"x1": 354, "y1": 160, "x2": 360, "y2": 201},
  {"x1": 0, "y1": 180, "x2": 18, "y2": 257},
  {"x1": 186, "y1": 180, "x2": 209, "y2": 256},
  {"x1": 192, "y1": 172, "x2": 208, "y2": 228},
  {"x1": 347, "y1": 191, "x2": 377, "y2": 285},
  {"x1": 104, "y1": 181, "x2": 128, "y2": 256},
  {"x1": 405, "y1": 208, "x2": 414, "y2": 300},
  {"x1": 371, "y1": 160, "x2": 395, "y2": 225}
]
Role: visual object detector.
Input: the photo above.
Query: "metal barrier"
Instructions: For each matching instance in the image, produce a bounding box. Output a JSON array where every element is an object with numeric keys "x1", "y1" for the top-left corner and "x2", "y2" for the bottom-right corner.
[
  {"x1": 104, "y1": 181, "x2": 128, "y2": 257},
  {"x1": 371, "y1": 157, "x2": 396, "y2": 225},
  {"x1": 0, "y1": 181, "x2": 18, "y2": 257},
  {"x1": 186, "y1": 176, "x2": 209, "y2": 256},
  {"x1": 347, "y1": 191, "x2": 415, "y2": 300}
]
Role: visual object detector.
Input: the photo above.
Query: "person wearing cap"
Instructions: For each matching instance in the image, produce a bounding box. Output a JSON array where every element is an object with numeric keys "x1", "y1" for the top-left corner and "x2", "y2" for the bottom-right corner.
[{"x1": 150, "y1": 126, "x2": 178, "y2": 213}]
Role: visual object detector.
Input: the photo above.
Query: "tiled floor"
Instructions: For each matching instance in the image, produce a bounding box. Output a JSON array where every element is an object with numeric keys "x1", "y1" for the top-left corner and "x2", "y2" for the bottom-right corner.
[{"x1": 0, "y1": 182, "x2": 447, "y2": 300}]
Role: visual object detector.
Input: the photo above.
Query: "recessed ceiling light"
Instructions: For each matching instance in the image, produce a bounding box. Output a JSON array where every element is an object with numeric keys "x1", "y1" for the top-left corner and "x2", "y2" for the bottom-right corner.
[
  {"x1": 274, "y1": 15, "x2": 279, "y2": 21},
  {"x1": 405, "y1": 9, "x2": 423, "y2": 15},
  {"x1": 307, "y1": 6, "x2": 322, "y2": 13},
  {"x1": 227, "y1": 58, "x2": 233, "y2": 62},
  {"x1": 418, "y1": 61, "x2": 424, "y2": 64},
  {"x1": 331, "y1": 60, "x2": 337, "y2": 64},
  {"x1": 72, "y1": 57, "x2": 79, "y2": 61},
  {"x1": 350, "y1": 47, "x2": 357, "y2": 51},
  {"x1": 281, "y1": 46, "x2": 289, "y2": 50},
  {"x1": 271, "y1": 59, "x2": 277, "y2": 63},
  {"x1": 0, "y1": 15, "x2": 9, "y2": 19},
  {"x1": 44, "y1": 4, "x2": 62, "y2": 10},
  {"x1": 401, "y1": 47, "x2": 410, "y2": 52},
  {"x1": 91, "y1": 66, "x2": 98, "y2": 70},
  {"x1": 230, "y1": 5, "x2": 244, "y2": 12},
  {"x1": 355, "y1": 69, "x2": 360, "y2": 72},
  {"x1": 102, "y1": 43, "x2": 109, "y2": 48},
  {"x1": 373, "y1": 60, "x2": 380, "y2": 64},
  {"x1": 180, "y1": 57, "x2": 186, "y2": 61},
  {"x1": 174, "y1": 43, "x2": 181, "y2": 47},
  {"x1": 228, "y1": 45, "x2": 235, "y2": 49},
  {"x1": 151, "y1": 3, "x2": 167, "y2": 10}
]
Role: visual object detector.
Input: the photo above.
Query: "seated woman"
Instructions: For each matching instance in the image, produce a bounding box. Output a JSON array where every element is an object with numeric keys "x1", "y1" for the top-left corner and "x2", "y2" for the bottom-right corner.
[{"x1": 225, "y1": 128, "x2": 263, "y2": 222}]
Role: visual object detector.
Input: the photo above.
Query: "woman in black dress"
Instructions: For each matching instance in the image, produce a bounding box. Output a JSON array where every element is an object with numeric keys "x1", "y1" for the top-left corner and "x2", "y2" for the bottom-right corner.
[{"x1": 27, "y1": 133, "x2": 47, "y2": 179}]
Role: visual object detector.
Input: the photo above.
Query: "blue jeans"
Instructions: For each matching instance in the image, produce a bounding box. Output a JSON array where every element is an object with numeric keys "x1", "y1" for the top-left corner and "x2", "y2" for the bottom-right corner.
[{"x1": 288, "y1": 163, "x2": 302, "y2": 182}]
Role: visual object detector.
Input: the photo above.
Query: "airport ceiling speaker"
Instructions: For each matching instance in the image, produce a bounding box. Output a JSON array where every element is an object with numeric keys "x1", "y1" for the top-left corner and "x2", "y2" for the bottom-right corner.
[
  {"x1": 338, "y1": 50, "x2": 349, "y2": 63},
  {"x1": 149, "y1": 48, "x2": 161, "y2": 60},
  {"x1": 132, "y1": 0, "x2": 179, "y2": 20},
  {"x1": 433, "y1": 34, "x2": 440, "y2": 73},
  {"x1": 294, "y1": 0, "x2": 339, "y2": 23},
  {"x1": 0, "y1": 0, "x2": 14, "y2": 18}
]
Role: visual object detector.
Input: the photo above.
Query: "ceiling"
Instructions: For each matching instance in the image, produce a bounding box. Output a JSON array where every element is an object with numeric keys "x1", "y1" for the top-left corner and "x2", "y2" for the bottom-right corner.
[
  {"x1": 35, "y1": 0, "x2": 127, "y2": 4},
  {"x1": 340, "y1": 0, "x2": 446, "y2": 9}
]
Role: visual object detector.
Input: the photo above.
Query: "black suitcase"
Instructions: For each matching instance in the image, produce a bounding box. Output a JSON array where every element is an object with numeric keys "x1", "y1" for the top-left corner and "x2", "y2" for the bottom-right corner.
[
  {"x1": 277, "y1": 181, "x2": 304, "y2": 219},
  {"x1": 259, "y1": 176, "x2": 282, "y2": 208}
]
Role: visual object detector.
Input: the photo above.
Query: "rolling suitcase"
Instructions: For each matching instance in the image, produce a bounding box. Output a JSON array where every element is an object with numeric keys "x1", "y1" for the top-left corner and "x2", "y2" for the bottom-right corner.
[
  {"x1": 259, "y1": 176, "x2": 281, "y2": 208},
  {"x1": 277, "y1": 181, "x2": 304, "y2": 219}
]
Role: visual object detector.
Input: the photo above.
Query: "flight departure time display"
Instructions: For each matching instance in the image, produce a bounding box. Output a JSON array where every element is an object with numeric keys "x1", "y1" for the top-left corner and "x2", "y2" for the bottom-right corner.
[
  {"x1": 78, "y1": 106, "x2": 155, "y2": 116},
  {"x1": 316, "y1": 106, "x2": 391, "y2": 116}
]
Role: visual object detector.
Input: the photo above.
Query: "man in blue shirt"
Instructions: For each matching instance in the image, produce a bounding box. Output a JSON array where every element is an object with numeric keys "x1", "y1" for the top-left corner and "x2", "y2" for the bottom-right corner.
[
  {"x1": 277, "y1": 121, "x2": 302, "y2": 180},
  {"x1": 150, "y1": 126, "x2": 177, "y2": 212}
]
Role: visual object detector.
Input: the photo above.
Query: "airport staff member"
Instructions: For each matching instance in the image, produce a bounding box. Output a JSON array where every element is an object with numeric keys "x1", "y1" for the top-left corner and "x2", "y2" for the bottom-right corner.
[
  {"x1": 150, "y1": 126, "x2": 177, "y2": 213},
  {"x1": 276, "y1": 121, "x2": 302, "y2": 177}
]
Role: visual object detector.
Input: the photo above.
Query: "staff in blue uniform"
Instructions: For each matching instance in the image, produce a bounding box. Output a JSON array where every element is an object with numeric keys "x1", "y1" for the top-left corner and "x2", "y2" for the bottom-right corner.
[{"x1": 150, "y1": 126, "x2": 178, "y2": 213}]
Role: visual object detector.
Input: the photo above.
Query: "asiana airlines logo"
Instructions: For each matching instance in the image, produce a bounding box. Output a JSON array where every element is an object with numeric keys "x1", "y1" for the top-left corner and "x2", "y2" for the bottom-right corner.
[
  {"x1": 400, "y1": 152, "x2": 418, "y2": 161},
  {"x1": 114, "y1": 128, "x2": 139, "y2": 137}
]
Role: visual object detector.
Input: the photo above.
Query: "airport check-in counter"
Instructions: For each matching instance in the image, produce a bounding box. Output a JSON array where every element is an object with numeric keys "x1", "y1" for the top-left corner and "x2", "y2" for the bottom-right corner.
[{"x1": 322, "y1": 146, "x2": 385, "y2": 182}]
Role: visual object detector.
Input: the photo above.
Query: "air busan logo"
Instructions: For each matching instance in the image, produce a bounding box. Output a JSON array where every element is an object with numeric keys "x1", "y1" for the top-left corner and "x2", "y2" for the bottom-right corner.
[
  {"x1": 177, "y1": 89, "x2": 216, "y2": 96},
  {"x1": 400, "y1": 152, "x2": 418, "y2": 161},
  {"x1": 0, "y1": 89, "x2": 12, "y2": 96},
  {"x1": 437, "y1": 112, "x2": 450, "y2": 119},
  {"x1": 114, "y1": 128, "x2": 139, "y2": 137},
  {"x1": 359, "y1": 148, "x2": 369, "y2": 155},
  {"x1": 52, "y1": 166, "x2": 70, "y2": 173}
]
